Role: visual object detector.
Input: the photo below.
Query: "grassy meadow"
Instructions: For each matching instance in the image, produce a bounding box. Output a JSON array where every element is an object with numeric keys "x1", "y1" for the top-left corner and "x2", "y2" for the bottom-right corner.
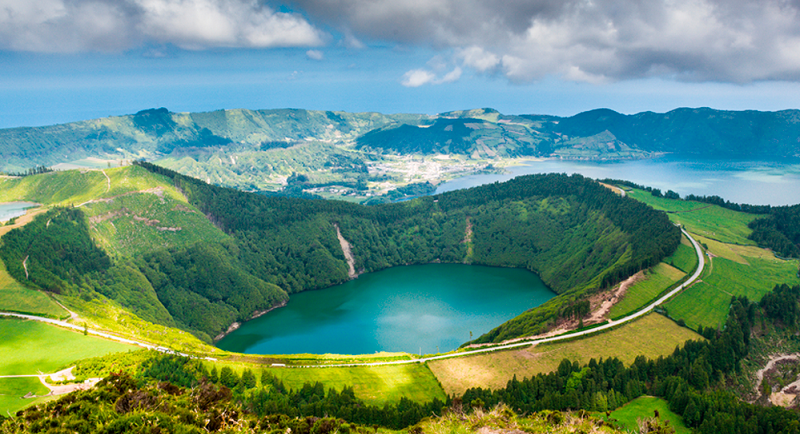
[
  {"x1": 626, "y1": 189, "x2": 761, "y2": 245},
  {"x1": 0, "y1": 378, "x2": 53, "y2": 417},
  {"x1": 609, "y1": 262, "x2": 686, "y2": 318},
  {"x1": 0, "y1": 260, "x2": 66, "y2": 319},
  {"x1": 605, "y1": 396, "x2": 691, "y2": 434},
  {"x1": 666, "y1": 254, "x2": 800, "y2": 329},
  {"x1": 664, "y1": 235, "x2": 699, "y2": 273},
  {"x1": 427, "y1": 313, "x2": 700, "y2": 395},
  {"x1": 0, "y1": 318, "x2": 136, "y2": 376}
]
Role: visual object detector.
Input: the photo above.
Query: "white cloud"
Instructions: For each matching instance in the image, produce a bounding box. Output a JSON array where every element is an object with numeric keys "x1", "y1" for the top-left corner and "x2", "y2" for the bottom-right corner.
[
  {"x1": 400, "y1": 66, "x2": 462, "y2": 87},
  {"x1": 294, "y1": 0, "x2": 800, "y2": 83},
  {"x1": 457, "y1": 46, "x2": 499, "y2": 72},
  {"x1": 306, "y1": 49, "x2": 324, "y2": 60},
  {"x1": 0, "y1": 0, "x2": 326, "y2": 52},
  {"x1": 401, "y1": 69, "x2": 436, "y2": 87}
]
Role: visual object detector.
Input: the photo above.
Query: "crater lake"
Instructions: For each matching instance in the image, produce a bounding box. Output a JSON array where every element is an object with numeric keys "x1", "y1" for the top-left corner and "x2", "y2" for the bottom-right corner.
[{"x1": 216, "y1": 264, "x2": 555, "y2": 355}]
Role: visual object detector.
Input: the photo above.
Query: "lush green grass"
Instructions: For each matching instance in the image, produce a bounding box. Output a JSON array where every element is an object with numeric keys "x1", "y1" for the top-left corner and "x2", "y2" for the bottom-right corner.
[
  {"x1": 0, "y1": 377, "x2": 52, "y2": 417},
  {"x1": 211, "y1": 361, "x2": 445, "y2": 406},
  {"x1": 0, "y1": 260, "x2": 66, "y2": 318},
  {"x1": 0, "y1": 318, "x2": 136, "y2": 375},
  {"x1": 664, "y1": 236, "x2": 698, "y2": 273},
  {"x1": 428, "y1": 313, "x2": 701, "y2": 395},
  {"x1": 666, "y1": 254, "x2": 800, "y2": 329},
  {"x1": 627, "y1": 189, "x2": 761, "y2": 245},
  {"x1": 606, "y1": 396, "x2": 691, "y2": 434},
  {"x1": 609, "y1": 262, "x2": 685, "y2": 318}
]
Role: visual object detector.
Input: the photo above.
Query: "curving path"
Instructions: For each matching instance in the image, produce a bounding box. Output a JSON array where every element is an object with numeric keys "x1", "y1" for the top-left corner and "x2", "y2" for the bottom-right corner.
[{"x1": 1, "y1": 228, "x2": 704, "y2": 369}]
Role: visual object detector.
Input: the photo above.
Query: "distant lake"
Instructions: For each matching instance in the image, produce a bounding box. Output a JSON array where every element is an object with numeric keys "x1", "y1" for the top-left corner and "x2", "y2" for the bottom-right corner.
[
  {"x1": 217, "y1": 264, "x2": 555, "y2": 355},
  {"x1": 437, "y1": 157, "x2": 800, "y2": 206},
  {"x1": 0, "y1": 202, "x2": 38, "y2": 222}
]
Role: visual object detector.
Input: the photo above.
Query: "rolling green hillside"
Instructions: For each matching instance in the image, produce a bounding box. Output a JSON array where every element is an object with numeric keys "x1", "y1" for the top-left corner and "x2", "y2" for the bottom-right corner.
[
  {"x1": 140, "y1": 162, "x2": 679, "y2": 343},
  {"x1": 3, "y1": 107, "x2": 799, "y2": 200},
  {"x1": 0, "y1": 164, "x2": 678, "y2": 345}
]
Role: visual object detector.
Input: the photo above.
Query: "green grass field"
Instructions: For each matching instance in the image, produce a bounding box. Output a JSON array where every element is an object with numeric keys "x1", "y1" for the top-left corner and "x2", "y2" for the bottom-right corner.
[
  {"x1": 663, "y1": 237, "x2": 698, "y2": 274},
  {"x1": 627, "y1": 189, "x2": 760, "y2": 245},
  {"x1": 606, "y1": 396, "x2": 690, "y2": 434},
  {"x1": 0, "y1": 377, "x2": 53, "y2": 417},
  {"x1": 0, "y1": 318, "x2": 136, "y2": 375},
  {"x1": 609, "y1": 262, "x2": 685, "y2": 318},
  {"x1": 210, "y1": 361, "x2": 445, "y2": 405},
  {"x1": 666, "y1": 254, "x2": 800, "y2": 329},
  {"x1": 0, "y1": 260, "x2": 66, "y2": 318},
  {"x1": 428, "y1": 313, "x2": 701, "y2": 395}
]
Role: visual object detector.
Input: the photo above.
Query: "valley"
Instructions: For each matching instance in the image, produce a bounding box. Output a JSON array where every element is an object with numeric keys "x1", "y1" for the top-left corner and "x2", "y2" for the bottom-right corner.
[{"x1": 1, "y1": 108, "x2": 800, "y2": 433}]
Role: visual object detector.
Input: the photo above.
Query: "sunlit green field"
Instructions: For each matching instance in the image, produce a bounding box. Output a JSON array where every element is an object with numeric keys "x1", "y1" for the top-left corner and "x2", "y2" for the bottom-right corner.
[
  {"x1": 609, "y1": 262, "x2": 685, "y2": 318},
  {"x1": 0, "y1": 260, "x2": 66, "y2": 319},
  {"x1": 627, "y1": 189, "x2": 761, "y2": 245},
  {"x1": 606, "y1": 395, "x2": 691, "y2": 434},
  {"x1": 0, "y1": 318, "x2": 136, "y2": 375},
  {"x1": 666, "y1": 255, "x2": 800, "y2": 329},
  {"x1": 211, "y1": 361, "x2": 445, "y2": 405},
  {"x1": 664, "y1": 236, "x2": 699, "y2": 273},
  {"x1": 0, "y1": 377, "x2": 55, "y2": 417}
]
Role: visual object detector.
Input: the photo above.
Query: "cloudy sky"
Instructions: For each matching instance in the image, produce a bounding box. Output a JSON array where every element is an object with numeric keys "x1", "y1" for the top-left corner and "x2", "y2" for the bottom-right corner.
[{"x1": 2, "y1": 0, "x2": 800, "y2": 127}]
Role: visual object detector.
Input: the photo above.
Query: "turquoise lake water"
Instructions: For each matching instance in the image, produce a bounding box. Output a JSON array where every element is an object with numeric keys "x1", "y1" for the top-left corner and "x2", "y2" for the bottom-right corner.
[{"x1": 217, "y1": 264, "x2": 554, "y2": 355}]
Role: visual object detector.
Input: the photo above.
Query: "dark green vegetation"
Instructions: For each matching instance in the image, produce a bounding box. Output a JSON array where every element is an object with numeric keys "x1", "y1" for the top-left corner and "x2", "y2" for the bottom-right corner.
[
  {"x1": 748, "y1": 205, "x2": 800, "y2": 258},
  {"x1": 0, "y1": 365, "x2": 627, "y2": 434},
  {"x1": 138, "y1": 162, "x2": 678, "y2": 343},
  {"x1": 459, "y1": 286, "x2": 800, "y2": 434}
]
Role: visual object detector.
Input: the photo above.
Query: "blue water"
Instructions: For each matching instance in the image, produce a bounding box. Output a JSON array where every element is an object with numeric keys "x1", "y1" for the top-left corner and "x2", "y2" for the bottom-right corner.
[
  {"x1": 0, "y1": 202, "x2": 38, "y2": 222},
  {"x1": 437, "y1": 157, "x2": 800, "y2": 206},
  {"x1": 217, "y1": 264, "x2": 554, "y2": 355}
]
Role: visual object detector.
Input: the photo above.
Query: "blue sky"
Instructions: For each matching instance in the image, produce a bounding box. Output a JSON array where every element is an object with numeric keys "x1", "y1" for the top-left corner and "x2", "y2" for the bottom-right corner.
[{"x1": 2, "y1": 0, "x2": 800, "y2": 128}]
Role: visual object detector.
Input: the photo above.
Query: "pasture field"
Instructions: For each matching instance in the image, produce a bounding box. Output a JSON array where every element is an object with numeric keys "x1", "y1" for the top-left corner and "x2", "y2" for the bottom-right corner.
[
  {"x1": 666, "y1": 254, "x2": 800, "y2": 329},
  {"x1": 606, "y1": 396, "x2": 691, "y2": 434},
  {"x1": 627, "y1": 189, "x2": 760, "y2": 245},
  {"x1": 211, "y1": 361, "x2": 446, "y2": 405},
  {"x1": 427, "y1": 313, "x2": 700, "y2": 395},
  {"x1": 0, "y1": 260, "x2": 66, "y2": 319},
  {"x1": 0, "y1": 378, "x2": 52, "y2": 417},
  {"x1": 0, "y1": 318, "x2": 136, "y2": 376},
  {"x1": 663, "y1": 236, "x2": 698, "y2": 273},
  {"x1": 609, "y1": 262, "x2": 685, "y2": 318}
]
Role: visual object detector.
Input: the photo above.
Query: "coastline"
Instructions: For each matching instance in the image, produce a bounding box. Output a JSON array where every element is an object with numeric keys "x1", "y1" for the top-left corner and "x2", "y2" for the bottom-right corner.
[{"x1": 213, "y1": 300, "x2": 288, "y2": 343}]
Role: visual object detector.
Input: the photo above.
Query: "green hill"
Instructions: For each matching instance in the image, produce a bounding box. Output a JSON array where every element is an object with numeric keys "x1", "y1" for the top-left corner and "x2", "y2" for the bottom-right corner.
[
  {"x1": 2, "y1": 107, "x2": 799, "y2": 200},
  {"x1": 1, "y1": 164, "x2": 678, "y2": 346}
]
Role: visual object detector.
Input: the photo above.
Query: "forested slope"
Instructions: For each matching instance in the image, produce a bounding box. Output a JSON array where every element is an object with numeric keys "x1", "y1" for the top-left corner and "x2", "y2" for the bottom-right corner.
[
  {"x1": 138, "y1": 162, "x2": 680, "y2": 343},
  {"x1": 0, "y1": 163, "x2": 678, "y2": 345}
]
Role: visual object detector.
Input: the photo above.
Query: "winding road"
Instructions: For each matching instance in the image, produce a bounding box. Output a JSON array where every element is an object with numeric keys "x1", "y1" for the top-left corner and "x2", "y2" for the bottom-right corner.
[{"x1": 1, "y1": 227, "x2": 705, "y2": 369}]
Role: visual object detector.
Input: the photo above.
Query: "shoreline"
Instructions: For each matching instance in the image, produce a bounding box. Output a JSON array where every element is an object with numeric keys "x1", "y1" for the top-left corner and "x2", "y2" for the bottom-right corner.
[{"x1": 213, "y1": 300, "x2": 288, "y2": 343}]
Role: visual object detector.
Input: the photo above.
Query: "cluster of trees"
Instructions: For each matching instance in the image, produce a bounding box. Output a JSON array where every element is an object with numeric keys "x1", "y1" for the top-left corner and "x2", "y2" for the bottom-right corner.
[
  {"x1": 748, "y1": 205, "x2": 800, "y2": 259},
  {"x1": 136, "y1": 161, "x2": 679, "y2": 343},
  {"x1": 3, "y1": 165, "x2": 53, "y2": 177}
]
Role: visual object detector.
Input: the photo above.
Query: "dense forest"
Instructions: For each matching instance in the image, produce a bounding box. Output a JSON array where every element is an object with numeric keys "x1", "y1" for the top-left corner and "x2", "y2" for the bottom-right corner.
[{"x1": 136, "y1": 161, "x2": 679, "y2": 343}]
